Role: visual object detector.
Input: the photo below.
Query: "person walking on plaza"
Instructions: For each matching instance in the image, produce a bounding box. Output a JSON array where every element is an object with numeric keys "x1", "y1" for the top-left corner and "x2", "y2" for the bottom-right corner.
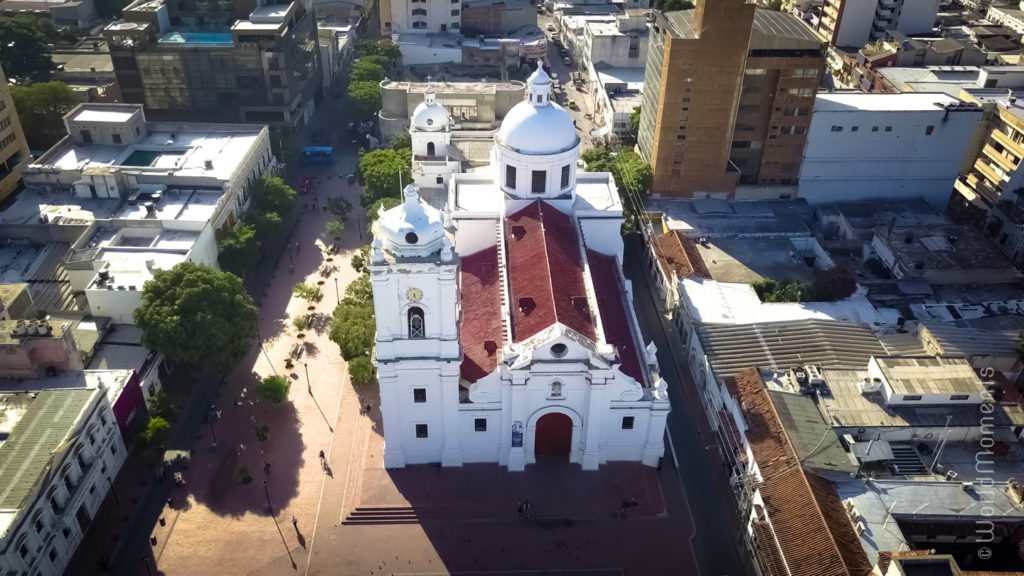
[{"x1": 291, "y1": 516, "x2": 298, "y2": 528}]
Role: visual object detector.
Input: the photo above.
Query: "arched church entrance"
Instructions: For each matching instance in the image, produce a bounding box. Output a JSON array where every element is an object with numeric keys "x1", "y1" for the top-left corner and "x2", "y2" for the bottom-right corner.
[{"x1": 534, "y1": 412, "x2": 572, "y2": 459}]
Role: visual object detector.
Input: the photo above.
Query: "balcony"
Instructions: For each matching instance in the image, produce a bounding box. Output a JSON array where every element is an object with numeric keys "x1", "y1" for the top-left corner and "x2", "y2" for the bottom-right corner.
[
  {"x1": 990, "y1": 128, "x2": 1024, "y2": 155},
  {"x1": 983, "y1": 144, "x2": 1019, "y2": 172},
  {"x1": 974, "y1": 159, "x2": 1008, "y2": 187}
]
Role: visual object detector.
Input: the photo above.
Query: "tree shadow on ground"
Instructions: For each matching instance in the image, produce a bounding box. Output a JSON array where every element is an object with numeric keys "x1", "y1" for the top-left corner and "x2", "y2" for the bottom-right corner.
[
  {"x1": 181, "y1": 380, "x2": 305, "y2": 518},
  {"x1": 353, "y1": 380, "x2": 384, "y2": 438}
]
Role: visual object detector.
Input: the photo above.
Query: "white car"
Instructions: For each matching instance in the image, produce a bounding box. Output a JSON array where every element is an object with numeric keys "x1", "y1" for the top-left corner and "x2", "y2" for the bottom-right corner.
[{"x1": 545, "y1": 23, "x2": 555, "y2": 32}]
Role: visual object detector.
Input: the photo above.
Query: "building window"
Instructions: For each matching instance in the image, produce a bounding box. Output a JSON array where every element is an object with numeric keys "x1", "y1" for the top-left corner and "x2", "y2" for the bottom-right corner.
[
  {"x1": 621, "y1": 416, "x2": 635, "y2": 430},
  {"x1": 34, "y1": 518, "x2": 43, "y2": 534},
  {"x1": 112, "y1": 133, "x2": 122, "y2": 144},
  {"x1": 885, "y1": 126, "x2": 892, "y2": 132},
  {"x1": 408, "y1": 307, "x2": 425, "y2": 339},
  {"x1": 49, "y1": 548, "x2": 57, "y2": 562},
  {"x1": 80, "y1": 130, "x2": 92, "y2": 143},
  {"x1": 925, "y1": 125, "x2": 935, "y2": 135},
  {"x1": 412, "y1": 8, "x2": 426, "y2": 15},
  {"x1": 413, "y1": 388, "x2": 427, "y2": 403},
  {"x1": 474, "y1": 418, "x2": 487, "y2": 432},
  {"x1": 436, "y1": 176, "x2": 443, "y2": 184},
  {"x1": 950, "y1": 394, "x2": 969, "y2": 400},
  {"x1": 903, "y1": 395, "x2": 922, "y2": 401},
  {"x1": 531, "y1": 170, "x2": 546, "y2": 194},
  {"x1": 110, "y1": 443, "x2": 117, "y2": 455},
  {"x1": 830, "y1": 125, "x2": 842, "y2": 132},
  {"x1": 851, "y1": 126, "x2": 858, "y2": 132},
  {"x1": 415, "y1": 424, "x2": 429, "y2": 438},
  {"x1": 871, "y1": 126, "x2": 879, "y2": 132},
  {"x1": 560, "y1": 165, "x2": 570, "y2": 188},
  {"x1": 451, "y1": 9, "x2": 459, "y2": 15},
  {"x1": 505, "y1": 165, "x2": 516, "y2": 188},
  {"x1": 745, "y1": 68, "x2": 765, "y2": 75},
  {"x1": 426, "y1": 141, "x2": 435, "y2": 156}
]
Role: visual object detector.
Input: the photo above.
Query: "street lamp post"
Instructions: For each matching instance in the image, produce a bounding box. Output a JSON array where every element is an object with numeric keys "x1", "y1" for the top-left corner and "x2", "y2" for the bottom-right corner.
[
  {"x1": 263, "y1": 480, "x2": 273, "y2": 513},
  {"x1": 305, "y1": 362, "x2": 312, "y2": 395},
  {"x1": 334, "y1": 277, "x2": 340, "y2": 304}
]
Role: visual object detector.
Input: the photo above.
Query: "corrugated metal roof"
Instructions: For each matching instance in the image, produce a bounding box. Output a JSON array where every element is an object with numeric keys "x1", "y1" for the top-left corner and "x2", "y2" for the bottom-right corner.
[
  {"x1": 698, "y1": 319, "x2": 886, "y2": 379},
  {"x1": 769, "y1": 390, "x2": 858, "y2": 474},
  {"x1": 751, "y1": 9, "x2": 823, "y2": 44},
  {"x1": 0, "y1": 389, "x2": 96, "y2": 511},
  {"x1": 918, "y1": 322, "x2": 1019, "y2": 358}
]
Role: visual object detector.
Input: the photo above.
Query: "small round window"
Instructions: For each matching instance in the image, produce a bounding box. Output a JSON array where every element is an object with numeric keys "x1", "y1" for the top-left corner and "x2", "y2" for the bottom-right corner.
[
  {"x1": 426, "y1": 118, "x2": 434, "y2": 126},
  {"x1": 550, "y1": 343, "x2": 568, "y2": 358},
  {"x1": 405, "y1": 232, "x2": 419, "y2": 244}
]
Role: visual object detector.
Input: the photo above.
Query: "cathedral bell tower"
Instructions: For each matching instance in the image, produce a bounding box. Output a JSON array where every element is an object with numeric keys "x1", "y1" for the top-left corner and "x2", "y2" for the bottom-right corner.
[{"x1": 368, "y1": 183, "x2": 463, "y2": 468}]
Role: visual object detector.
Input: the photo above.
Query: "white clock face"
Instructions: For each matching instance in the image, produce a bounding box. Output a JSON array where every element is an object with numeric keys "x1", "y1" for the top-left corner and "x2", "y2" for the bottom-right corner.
[{"x1": 406, "y1": 287, "x2": 423, "y2": 302}]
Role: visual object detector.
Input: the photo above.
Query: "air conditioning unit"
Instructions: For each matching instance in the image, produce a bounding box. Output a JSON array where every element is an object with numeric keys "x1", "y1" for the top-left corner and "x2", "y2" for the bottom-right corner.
[{"x1": 804, "y1": 365, "x2": 824, "y2": 387}]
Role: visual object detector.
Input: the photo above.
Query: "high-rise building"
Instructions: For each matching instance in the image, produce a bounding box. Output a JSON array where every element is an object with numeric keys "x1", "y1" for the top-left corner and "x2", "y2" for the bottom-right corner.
[
  {"x1": 0, "y1": 65, "x2": 32, "y2": 203},
  {"x1": 104, "y1": 0, "x2": 321, "y2": 129},
  {"x1": 637, "y1": 0, "x2": 825, "y2": 198},
  {"x1": 818, "y1": 0, "x2": 940, "y2": 48}
]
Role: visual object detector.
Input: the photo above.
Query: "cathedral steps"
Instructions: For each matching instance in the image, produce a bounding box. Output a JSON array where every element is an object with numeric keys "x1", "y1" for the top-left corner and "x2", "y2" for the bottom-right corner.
[
  {"x1": 342, "y1": 506, "x2": 421, "y2": 525},
  {"x1": 341, "y1": 500, "x2": 664, "y2": 525}
]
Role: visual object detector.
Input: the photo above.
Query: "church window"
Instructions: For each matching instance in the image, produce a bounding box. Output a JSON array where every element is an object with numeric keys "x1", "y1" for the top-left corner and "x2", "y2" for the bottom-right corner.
[
  {"x1": 405, "y1": 232, "x2": 419, "y2": 244},
  {"x1": 621, "y1": 416, "x2": 635, "y2": 430},
  {"x1": 505, "y1": 165, "x2": 516, "y2": 189},
  {"x1": 427, "y1": 142, "x2": 435, "y2": 156},
  {"x1": 413, "y1": 388, "x2": 427, "y2": 403},
  {"x1": 415, "y1": 424, "x2": 429, "y2": 438},
  {"x1": 474, "y1": 418, "x2": 487, "y2": 432},
  {"x1": 560, "y1": 164, "x2": 570, "y2": 189},
  {"x1": 550, "y1": 343, "x2": 568, "y2": 358},
  {"x1": 550, "y1": 381, "x2": 563, "y2": 398},
  {"x1": 408, "y1": 307, "x2": 425, "y2": 338},
  {"x1": 531, "y1": 170, "x2": 546, "y2": 194}
]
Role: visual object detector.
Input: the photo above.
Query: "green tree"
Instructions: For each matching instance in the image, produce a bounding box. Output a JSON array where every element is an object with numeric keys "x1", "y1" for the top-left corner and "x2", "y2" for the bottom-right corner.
[
  {"x1": 10, "y1": 82, "x2": 77, "y2": 149},
  {"x1": 0, "y1": 16, "x2": 67, "y2": 81},
  {"x1": 358, "y1": 148, "x2": 411, "y2": 208},
  {"x1": 254, "y1": 176, "x2": 297, "y2": 215},
  {"x1": 134, "y1": 262, "x2": 257, "y2": 371},
  {"x1": 654, "y1": 0, "x2": 694, "y2": 11},
  {"x1": 389, "y1": 132, "x2": 412, "y2": 150},
  {"x1": 347, "y1": 81, "x2": 383, "y2": 123},
  {"x1": 325, "y1": 219, "x2": 345, "y2": 239},
  {"x1": 270, "y1": 128, "x2": 299, "y2": 167},
  {"x1": 250, "y1": 210, "x2": 283, "y2": 240},
  {"x1": 812, "y1": 266, "x2": 857, "y2": 302},
  {"x1": 329, "y1": 298, "x2": 375, "y2": 360},
  {"x1": 143, "y1": 417, "x2": 171, "y2": 447},
  {"x1": 293, "y1": 282, "x2": 324, "y2": 304},
  {"x1": 348, "y1": 356, "x2": 376, "y2": 386},
  {"x1": 356, "y1": 39, "x2": 401, "y2": 61},
  {"x1": 345, "y1": 274, "x2": 373, "y2": 301},
  {"x1": 259, "y1": 374, "x2": 290, "y2": 403},
  {"x1": 146, "y1": 391, "x2": 175, "y2": 421},
  {"x1": 368, "y1": 197, "x2": 402, "y2": 222},
  {"x1": 350, "y1": 59, "x2": 387, "y2": 82},
  {"x1": 629, "y1": 106, "x2": 642, "y2": 139},
  {"x1": 292, "y1": 315, "x2": 311, "y2": 331},
  {"x1": 580, "y1": 147, "x2": 652, "y2": 230},
  {"x1": 218, "y1": 222, "x2": 260, "y2": 276},
  {"x1": 351, "y1": 244, "x2": 373, "y2": 274},
  {"x1": 359, "y1": 55, "x2": 393, "y2": 71}
]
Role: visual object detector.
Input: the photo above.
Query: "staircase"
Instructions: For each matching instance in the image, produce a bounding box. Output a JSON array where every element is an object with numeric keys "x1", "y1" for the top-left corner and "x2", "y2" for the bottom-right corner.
[
  {"x1": 495, "y1": 220, "x2": 512, "y2": 343},
  {"x1": 342, "y1": 506, "x2": 420, "y2": 525},
  {"x1": 889, "y1": 443, "x2": 928, "y2": 476}
]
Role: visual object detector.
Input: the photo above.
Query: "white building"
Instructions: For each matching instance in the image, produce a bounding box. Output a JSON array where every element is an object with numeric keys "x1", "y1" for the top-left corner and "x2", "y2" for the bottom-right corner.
[
  {"x1": 408, "y1": 84, "x2": 462, "y2": 191},
  {"x1": 12, "y1": 103, "x2": 275, "y2": 323},
  {"x1": 388, "y1": 0, "x2": 462, "y2": 34},
  {"x1": 798, "y1": 92, "x2": 983, "y2": 209},
  {"x1": 369, "y1": 67, "x2": 670, "y2": 471},
  {"x1": 0, "y1": 385, "x2": 126, "y2": 576},
  {"x1": 824, "y1": 0, "x2": 940, "y2": 48}
]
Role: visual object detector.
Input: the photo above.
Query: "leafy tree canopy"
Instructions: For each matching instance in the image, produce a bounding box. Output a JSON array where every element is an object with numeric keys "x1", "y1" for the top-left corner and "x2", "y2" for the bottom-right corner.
[
  {"x1": 347, "y1": 81, "x2": 383, "y2": 123},
  {"x1": 250, "y1": 210, "x2": 283, "y2": 240},
  {"x1": 654, "y1": 0, "x2": 694, "y2": 11},
  {"x1": 134, "y1": 262, "x2": 257, "y2": 371},
  {"x1": 143, "y1": 417, "x2": 171, "y2": 447},
  {"x1": 389, "y1": 132, "x2": 411, "y2": 150},
  {"x1": 356, "y1": 40, "x2": 401, "y2": 61},
  {"x1": 330, "y1": 298, "x2": 375, "y2": 360},
  {"x1": 0, "y1": 15, "x2": 74, "y2": 81},
  {"x1": 350, "y1": 59, "x2": 387, "y2": 83},
  {"x1": 253, "y1": 176, "x2": 297, "y2": 215},
  {"x1": 359, "y1": 55, "x2": 393, "y2": 71},
  {"x1": 218, "y1": 222, "x2": 260, "y2": 277},
  {"x1": 629, "y1": 106, "x2": 642, "y2": 139},
  {"x1": 293, "y1": 282, "x2": 324, "y2": 303},
  {"x1": 368, "y1": 197, "x2": 401, "y2": 222},
  {"x1": 270, "y1": 128, "x2": 299, "y2": 167},
  {"x1": 259, "y1": 375, "x2": 290, "y2": 403},
  {"x1": 348, "y1": 356, "x2": 376, "y2": 386},
  {"x1": 10, "y1": 82, "x2": 77, "y2": 149},
  {"x1": 325, "y1": 219, "x2": 345, "y2": 238},
  {"x1": 358, "y1": 147, "x2": 411, "y2": 208}
]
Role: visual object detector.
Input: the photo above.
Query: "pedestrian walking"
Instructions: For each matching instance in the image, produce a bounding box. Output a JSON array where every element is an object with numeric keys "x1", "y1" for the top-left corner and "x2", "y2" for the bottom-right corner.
[
  {"x1": 250, "y1": 415, "x2": 256, "y2": 425},
  {"x1": 291, "y1": 516, "x2": 298, "y2": 528},
  {"x1": 319, "y1": 449, "x2": 325, "y2": 461},
  {"x1": 264, "y1": 461, "x2": 271, "y2": 474}
]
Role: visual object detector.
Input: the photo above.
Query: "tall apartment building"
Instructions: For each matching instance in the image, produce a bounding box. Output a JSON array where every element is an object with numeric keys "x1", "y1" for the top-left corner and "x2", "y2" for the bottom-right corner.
[
  {"x1": 819, "y1": 0, "x2": 940, "y2": 48},
  {"x1": 950, "y1": 88, "x2": 1024, "y2": 265},
  {"x1": 637, "y1": 0, "x2": 825, "y2": 198},
  {"x1": 104, "y1": 0, "x2": 321, "y2": 129},
  {"x1": 0, "y1": 65, "x2": 32, "y2": 203},
  {"x1": 384, "y1": 0, "x2": 463, "y2": 34}
]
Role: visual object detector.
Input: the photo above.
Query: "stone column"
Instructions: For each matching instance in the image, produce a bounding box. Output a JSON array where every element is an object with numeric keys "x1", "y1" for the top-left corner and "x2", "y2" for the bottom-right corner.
[
  {"x1": 440, "y1": 360, "x2": 463, "y2": 467},
  {"x1": 507, "y1": 371, "x2": 528, "y2": 471},
  {"x1": 581, "y1": 375, "x2": 609, "y2": 470}
]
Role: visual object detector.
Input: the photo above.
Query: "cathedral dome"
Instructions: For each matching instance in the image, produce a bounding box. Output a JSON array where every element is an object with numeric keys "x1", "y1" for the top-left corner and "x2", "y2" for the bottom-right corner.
[
  {"x1": 411, "y1": 84, "x2": 450, "y2": 132},
  {"x1": 377, "y1": 183, "x2": 446, "y2": 258},
  {"x1": 495, "y1": 66, "x2": 579, "y2": 155}
]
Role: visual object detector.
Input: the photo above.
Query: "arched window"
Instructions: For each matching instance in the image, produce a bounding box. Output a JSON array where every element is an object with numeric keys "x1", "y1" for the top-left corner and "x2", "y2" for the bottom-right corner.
[
  {"x1": 408, "y1": 307, "x2": 425, "y2": 339},
  {"x1": 426, "y1": 142, "x2": 435, "y2": 156},
  {"x1": 550, "y1": 381, "x2": 563, "y2": 398}
]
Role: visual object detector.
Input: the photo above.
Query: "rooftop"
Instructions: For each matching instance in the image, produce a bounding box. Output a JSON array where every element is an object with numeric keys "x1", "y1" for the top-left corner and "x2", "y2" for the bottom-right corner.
[
  {"x1": 0, "y1": 388, "x2": 98, "y2": 535},
  {"x1": 813, "y1": 92, "x2": 965, "y2": 112},
  {"x1": 646, "y1": 198, "x2": 813, "y2": 237},
  {"x1": 874, "y1": 224, "x2": 1014, "y2": 273},
  {"x1": 661, "y1": 8, "x2": 822, "y2": 47},
  {"x1": 874, "y1": 356, "x2": 982, "y2": 396},
  {"x1": 459, "y1": 246, "x2": 503, "y2": 383}
]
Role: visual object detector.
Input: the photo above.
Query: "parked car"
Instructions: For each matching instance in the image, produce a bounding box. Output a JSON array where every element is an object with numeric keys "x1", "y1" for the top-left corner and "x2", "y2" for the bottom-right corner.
[
  {"x1": 563, "y1": 56, "x2": 573, "y2": 65},
  {"x1": 545, "y1": 23, "x2": 555, "y2": 31}
]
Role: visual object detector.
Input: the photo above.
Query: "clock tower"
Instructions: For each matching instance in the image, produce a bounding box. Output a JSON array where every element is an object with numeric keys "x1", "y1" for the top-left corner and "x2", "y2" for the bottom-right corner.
[{"x1": 368, "y1": 182, "x2": 463, "y2": 468}]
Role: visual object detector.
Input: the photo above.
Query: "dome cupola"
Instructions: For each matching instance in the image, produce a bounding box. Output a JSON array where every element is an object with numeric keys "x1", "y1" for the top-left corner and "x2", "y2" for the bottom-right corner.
[
  {"x1": 377, "y1": 183, "x2": 446, "y2": 258},
  {"x1": 495, "y1": 65, "x2": 579, "y2": 155},
  {"x1": 411, "y1": 82, "x2": 450, "y2": 132}
]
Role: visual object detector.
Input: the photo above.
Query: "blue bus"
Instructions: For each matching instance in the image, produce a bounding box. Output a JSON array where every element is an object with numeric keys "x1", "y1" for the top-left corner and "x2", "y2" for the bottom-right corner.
[{"x1": 301, "y1": 146, "x2": 334, "y2": 165}]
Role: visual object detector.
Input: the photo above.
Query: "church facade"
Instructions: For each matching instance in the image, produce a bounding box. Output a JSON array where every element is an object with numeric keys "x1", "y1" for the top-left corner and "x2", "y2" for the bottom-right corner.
[{"x1": 369, "y1": 67, "x2": 670, "y2": 471}]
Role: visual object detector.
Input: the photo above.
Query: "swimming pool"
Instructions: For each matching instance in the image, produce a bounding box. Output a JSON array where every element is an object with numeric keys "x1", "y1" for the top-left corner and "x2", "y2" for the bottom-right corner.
[{"x1": 158, "y1": 32, "x2": 234, "y2": 46}]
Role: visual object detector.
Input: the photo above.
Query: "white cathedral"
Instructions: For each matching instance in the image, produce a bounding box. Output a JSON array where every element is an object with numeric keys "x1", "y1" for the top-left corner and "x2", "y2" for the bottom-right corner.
[{"x1": 368, "y1": 66, "x2": 670, "y2": 471}]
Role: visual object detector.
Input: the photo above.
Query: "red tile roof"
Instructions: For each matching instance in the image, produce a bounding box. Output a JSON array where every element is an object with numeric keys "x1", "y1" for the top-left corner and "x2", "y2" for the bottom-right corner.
[
  {"x1": 586, "y1": 249, "x2": 644, "y2": 384},
  {"x1": 506, "y1": 201, "x2": 596, "y2": 343},
  {"x1": 459, "y1": 246, "x2": 502, "y2": 383},
  {"x1": 652, "y1": 230, "x2": 711, "y2": 280},
  {"x1": 733, "y1": 368, "x2": 872, "y2": 576}
]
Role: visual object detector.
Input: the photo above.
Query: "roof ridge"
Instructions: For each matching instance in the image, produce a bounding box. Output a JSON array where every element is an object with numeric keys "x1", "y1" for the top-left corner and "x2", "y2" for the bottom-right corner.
[{"x1": 535, "y1": 201, "x2": 559, "y2": 334}]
